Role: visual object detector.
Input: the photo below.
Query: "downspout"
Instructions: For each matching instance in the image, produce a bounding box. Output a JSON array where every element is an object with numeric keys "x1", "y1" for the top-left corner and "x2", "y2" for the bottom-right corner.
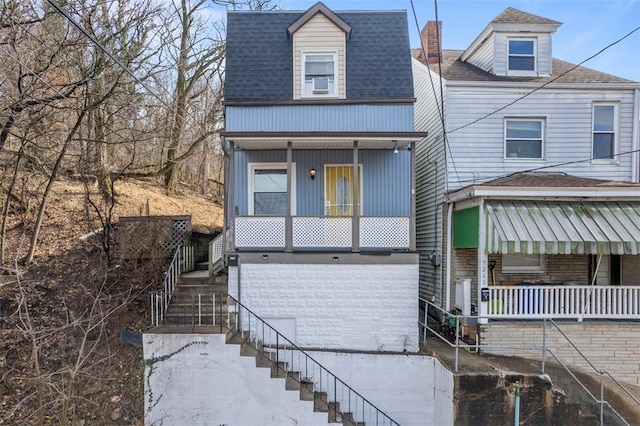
[
  {"x1": 286, "y1": 141, "x2": 293, "y2": 252},
  {"x1": 631, "y1": 89, "x2": 639, "y2": 182},
  {"x1": 478, "y1": 198, "x2": 488, "y2": 324},
  {"x1": 445, "y1": 201, "x2": 453, "y2": 312}
]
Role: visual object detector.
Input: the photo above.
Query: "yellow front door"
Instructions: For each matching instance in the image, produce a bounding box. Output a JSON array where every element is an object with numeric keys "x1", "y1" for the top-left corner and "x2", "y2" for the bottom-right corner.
[{"x1": 324, "y1": 165, "x2": 361, "y2": 216}]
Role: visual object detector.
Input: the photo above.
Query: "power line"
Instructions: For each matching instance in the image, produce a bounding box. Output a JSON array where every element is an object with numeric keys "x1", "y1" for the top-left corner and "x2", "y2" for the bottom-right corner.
[{"x1": 408, "y1": 0, "x2": 462, "y2": 189}]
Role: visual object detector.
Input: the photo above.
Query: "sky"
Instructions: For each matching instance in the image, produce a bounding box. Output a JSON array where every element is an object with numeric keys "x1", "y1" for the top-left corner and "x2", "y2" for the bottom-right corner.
[{"x1": 278, "y1": 0, "x2": 640, "y2": 82}]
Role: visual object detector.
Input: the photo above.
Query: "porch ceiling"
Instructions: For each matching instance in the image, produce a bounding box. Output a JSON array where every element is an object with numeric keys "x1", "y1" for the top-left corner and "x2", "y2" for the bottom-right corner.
[
  {"x1": 486, "y1": 200, "x2": 640, "y2": 255},
  {"x1": 221, "y1": 131, "x2": 426, "y2": 150}
]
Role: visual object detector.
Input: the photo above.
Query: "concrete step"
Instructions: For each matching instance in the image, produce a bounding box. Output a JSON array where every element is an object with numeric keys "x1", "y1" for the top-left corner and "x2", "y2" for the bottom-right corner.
[{"x1": 224, "y1": 330, "x2": 366, "y2": 426}]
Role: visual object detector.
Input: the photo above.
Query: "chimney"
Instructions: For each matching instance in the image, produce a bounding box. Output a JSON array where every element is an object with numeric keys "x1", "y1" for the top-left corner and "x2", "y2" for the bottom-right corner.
[{"x1": 421, "y1": 21, "x2": 442, "y2": 64}]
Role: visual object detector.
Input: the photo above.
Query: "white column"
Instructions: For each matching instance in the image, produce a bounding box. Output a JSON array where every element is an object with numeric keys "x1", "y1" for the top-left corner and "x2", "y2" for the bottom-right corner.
[{"x1": 478, "y1": 199, "x2": 489, "y2": 324}]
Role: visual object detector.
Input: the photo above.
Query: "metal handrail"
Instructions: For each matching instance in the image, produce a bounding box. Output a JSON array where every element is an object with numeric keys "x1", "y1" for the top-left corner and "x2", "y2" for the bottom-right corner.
[
  {"x1": 151, "y1": 246, "x2": 195, "y2": 325},
  {"x1": 148, "y1": 291, "x2": 400, "y2": 425},
  {"x1": 419, "y1": 298, "x2": 639, "y2": 425}
]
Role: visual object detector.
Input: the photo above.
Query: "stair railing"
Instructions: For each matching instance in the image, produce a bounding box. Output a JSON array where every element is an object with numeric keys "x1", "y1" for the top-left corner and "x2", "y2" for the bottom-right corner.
[
  {"x1": 419, "y1": 298, "x2": 639, "y2": 426},
  {"x1": 228, "y1": 294, "x2": 400, "y2": 426},
  {"x1": 149, "y1": 245, "x2": 195, "y2": 327},
  {"x1": 543, "y1": 318, "x2": 640, "y2": 426}
]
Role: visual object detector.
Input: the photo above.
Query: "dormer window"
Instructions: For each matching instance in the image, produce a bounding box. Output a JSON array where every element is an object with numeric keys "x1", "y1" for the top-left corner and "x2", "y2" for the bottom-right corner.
[
  {"x1": 303, "y1": 52, "x2": 337, "y2": 97},
  {"x1": 508, "y1": 38, "x2": 536, "y2": 73}
]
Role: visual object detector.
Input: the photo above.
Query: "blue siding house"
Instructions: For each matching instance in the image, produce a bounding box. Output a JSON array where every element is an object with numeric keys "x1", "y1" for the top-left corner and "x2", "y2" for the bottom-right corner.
[{"x1": 222, "y1": 2, "x2": 426, "y2": 352}]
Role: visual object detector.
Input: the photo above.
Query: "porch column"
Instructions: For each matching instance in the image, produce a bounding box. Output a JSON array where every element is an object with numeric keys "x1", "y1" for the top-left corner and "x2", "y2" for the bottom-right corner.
[
  {"x1": 352, "y1": 140, "x2": 360, "y2": 252},
  {"x1": 478, "y1": 198, "x2": 488, "y2": 324},
  {"x1": 286, "y1": 141, "x2": 293, "y2": 252},
  {"x1": 226, "y1": 138, "x2": 236, "y2": 251}
]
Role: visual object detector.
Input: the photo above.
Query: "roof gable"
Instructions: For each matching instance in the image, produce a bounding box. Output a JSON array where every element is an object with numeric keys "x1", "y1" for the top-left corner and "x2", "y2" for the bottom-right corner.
[
  {"x1": 491, "y1": 7, "x2": 561, "y2": 25},
  {"x1": 287, "y1": 2, "x2": 351, "y2": 37}
]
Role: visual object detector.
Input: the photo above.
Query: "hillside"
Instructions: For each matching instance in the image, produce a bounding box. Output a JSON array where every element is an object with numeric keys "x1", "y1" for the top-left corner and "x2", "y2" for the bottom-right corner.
[{"x1": 0, "y1": 178, "x2": 224, "y2": 425}]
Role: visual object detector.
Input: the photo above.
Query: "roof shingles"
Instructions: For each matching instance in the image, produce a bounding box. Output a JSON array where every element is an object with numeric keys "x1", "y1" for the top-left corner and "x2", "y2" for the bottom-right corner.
[
  {"x1": 412, "y1": 50, "x2": 635, "y2": 84},
  {"x1": 225, "y1": 10, "x2": 414, "y2": 101}
]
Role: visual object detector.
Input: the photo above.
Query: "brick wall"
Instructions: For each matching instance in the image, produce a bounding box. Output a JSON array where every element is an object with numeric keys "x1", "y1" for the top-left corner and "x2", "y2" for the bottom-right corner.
[
  {"x1": 481, "y1": 322, "x2": 640, "y2": 387},
  {"x1": 451, "y1": 250, "x2": 591, "y2": 311},
  {"x1": 229, "y1": 263, "x2": 419, "y2": 352}
]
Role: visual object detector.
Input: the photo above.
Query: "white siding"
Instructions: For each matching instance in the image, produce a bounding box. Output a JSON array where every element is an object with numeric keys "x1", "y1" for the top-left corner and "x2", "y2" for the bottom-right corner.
[
  {"x1": 444, "y1": 86, "x2": 637, "y2": 190},
  {"x1": 494, "y1": 33, "x2": 552, "y2": 77},
  {"x1": 413, "y1": 58, "x2": 447, "y2": 301},
  {"x1": 293, "y1": 13, "x2": 346, "y2": 99},
  {"x1": 466, "y1": 35, "x2": 495, "y2": 74}
]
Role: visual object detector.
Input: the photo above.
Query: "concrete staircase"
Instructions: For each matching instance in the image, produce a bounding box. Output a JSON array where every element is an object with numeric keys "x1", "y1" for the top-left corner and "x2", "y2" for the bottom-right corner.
[
  {"x1": 162, "y1": 270, "x2": 228, "y2": 326},
  {"x1": 226, "y1": 331, "x2": 366, "y2": 425}
]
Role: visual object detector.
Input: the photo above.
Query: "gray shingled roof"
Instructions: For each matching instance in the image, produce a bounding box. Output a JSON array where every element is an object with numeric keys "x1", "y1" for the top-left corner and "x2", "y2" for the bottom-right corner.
[
  {"x1": 491, "y1": 7, "x2": 561, "y2": 25},
  {"x1": 482, "y1": 172, "x2": 640, "y2": 188},
  {"x1": 412, "y1": 50, "x2": 636, "y2": 84},
  {"x1": 225, "y1": 10, "x2": 414, "y2": 101}
]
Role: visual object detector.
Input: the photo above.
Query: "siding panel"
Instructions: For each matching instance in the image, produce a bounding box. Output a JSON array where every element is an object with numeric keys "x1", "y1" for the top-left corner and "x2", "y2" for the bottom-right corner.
[
  {"x1": 293, "y1": 13, "x2": 346, "y2": 99},
  {"x1": 233, "y1": 149, "x2": 411, "y2": 216},
  {"x1": 226, "y1": 104, "x2": 414, "y2": 132},
  {"x1": 413, "y1": 58, "x2": 447, "y2": 301},
  {"x1": 444, "y1": 87, "x2": 636, "y2": 190}
]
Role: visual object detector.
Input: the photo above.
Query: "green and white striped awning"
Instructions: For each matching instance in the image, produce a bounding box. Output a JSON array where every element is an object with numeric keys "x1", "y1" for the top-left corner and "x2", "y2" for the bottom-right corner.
[{"x1": 485, "y1": 201, "x2": 640, "y2": 255}]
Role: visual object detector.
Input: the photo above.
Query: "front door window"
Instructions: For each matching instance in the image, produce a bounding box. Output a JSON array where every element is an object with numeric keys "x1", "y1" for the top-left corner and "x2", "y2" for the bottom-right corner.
[{"x1": 324, "y1": 165, "x2": 362, "y2": 216}]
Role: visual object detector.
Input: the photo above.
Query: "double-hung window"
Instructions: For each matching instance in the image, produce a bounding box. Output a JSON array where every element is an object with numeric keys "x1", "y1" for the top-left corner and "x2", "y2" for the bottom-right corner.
[
  {"x1": 248, "y1": 163, "x2": 296, "y2": 215},
  {"x1": 505, "y1": 119, "x2": 544, "y2": 160},
  {"x1": 508, "y1": 39, "x2": 536, "y2": 73},
  {"x1": 303, "y1": 52, "x2": 336, "y2": 97},
  {"x1": 592, "y1": 104, "x2": 617, "y2": 161}
]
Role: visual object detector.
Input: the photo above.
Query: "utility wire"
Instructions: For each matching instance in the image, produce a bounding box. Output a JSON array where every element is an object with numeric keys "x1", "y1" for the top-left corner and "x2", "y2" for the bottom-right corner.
[
  {"x1": 45, "y1": 0, "x2": 177, "y2": 115},
  {"x1": 409, "y1": 0, "x2": 462, "y2": 190}
]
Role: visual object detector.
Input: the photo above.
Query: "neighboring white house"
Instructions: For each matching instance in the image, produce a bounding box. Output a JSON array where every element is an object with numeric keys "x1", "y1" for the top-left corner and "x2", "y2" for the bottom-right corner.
[{"x1": 412, "y1": 7, "x2": 640, "y2": 383}]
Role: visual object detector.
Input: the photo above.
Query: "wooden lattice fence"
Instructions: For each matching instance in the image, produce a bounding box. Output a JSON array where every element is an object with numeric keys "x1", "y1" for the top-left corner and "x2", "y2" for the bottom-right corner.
[{"x1": 119, "y1": 215, "x2": 192, "y2": 259}]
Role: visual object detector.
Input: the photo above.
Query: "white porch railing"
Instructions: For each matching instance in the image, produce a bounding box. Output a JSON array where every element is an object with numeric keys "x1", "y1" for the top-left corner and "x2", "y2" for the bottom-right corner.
[
  {"x1": 233, "y1": 216, "x2": 410, "y2": 250},
  {"x1": 488, "y1": 285, "x2": 640, "y2": 319}
]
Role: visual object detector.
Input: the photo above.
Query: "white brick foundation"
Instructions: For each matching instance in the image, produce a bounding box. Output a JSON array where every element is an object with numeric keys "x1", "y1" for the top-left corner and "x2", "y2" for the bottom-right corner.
[{"x1": 229, "y1": 261, "x2": 419, "y2": 352}]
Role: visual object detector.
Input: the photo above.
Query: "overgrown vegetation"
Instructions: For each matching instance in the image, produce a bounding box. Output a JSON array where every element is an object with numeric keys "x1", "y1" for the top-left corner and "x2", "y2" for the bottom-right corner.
[{"x1": 0, "y1": 0, "x2": 276, "y2": 423}]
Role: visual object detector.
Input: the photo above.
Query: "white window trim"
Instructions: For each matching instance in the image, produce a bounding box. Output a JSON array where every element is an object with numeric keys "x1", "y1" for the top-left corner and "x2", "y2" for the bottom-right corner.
[
  {"x1": 507, "y1": 37, "x2": 537, "y2": 76},
  {"x1": 301, "y1": 51, "x2": 338, "y2": 98},
  {"x1": 591, "y1": 102, "x2": 619, "y2": 165},
  {"x1": 503, "y1": 118, "x2": 545, "y2": 161},
  {"x1": 502, "y1": 253, "x2": 546, "y2": 274},
  {"x1": 323, "y1": 164, "x2": 363, "y2": 215},
  {"x1": 248, "y1": 162, "x2": 296, "y2": 216}
]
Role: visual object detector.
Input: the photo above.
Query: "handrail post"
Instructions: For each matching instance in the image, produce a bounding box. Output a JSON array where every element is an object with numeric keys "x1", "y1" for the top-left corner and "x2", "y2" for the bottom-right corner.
[
  {"x1": 600, "y1": 373, "x2": 605, "y2": 425},
  {"x1": 454, "y1": 314, "x2": 460, "y2": 373},
  {"x1": 542, "y1": 317, "x2": 547, "y2": 374}
]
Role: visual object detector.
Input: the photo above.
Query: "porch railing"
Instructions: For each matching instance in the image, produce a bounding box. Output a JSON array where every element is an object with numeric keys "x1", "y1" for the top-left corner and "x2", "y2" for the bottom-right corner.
[
  {"x1": 419, "y1": 299, "x2": 640, "y2": 426},
  {"x1": 234, "y1": 215, "x2": 410, "y2": 250},
  {"x1": 148, "y1": 292, "x2": 400, "y2": 425},
  {"x1": 487, "y1": 285, "x2": 640, "y2": 319}
]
